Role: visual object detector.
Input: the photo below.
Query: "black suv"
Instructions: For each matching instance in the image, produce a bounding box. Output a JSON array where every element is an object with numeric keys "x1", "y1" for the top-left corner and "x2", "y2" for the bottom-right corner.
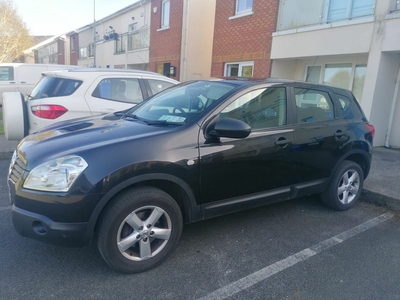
[{"x1": 9, "y1": 79, "x2": 374, "y2": 273}]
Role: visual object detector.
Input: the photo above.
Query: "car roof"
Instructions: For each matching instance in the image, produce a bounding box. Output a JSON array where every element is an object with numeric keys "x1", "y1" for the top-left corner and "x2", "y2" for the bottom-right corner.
[
  {"x1": 211, "y1": 77, "x2": 351, "y2": 94},
  {"x1": 42, "y1": 67, "x2": 179, "y2": 83}
]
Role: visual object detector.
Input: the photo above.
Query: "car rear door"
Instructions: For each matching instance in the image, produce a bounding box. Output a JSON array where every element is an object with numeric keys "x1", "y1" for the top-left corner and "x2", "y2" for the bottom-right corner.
[
  {"x1": 84, "y1": 75, "x2": 148, "y2": 115},
  {"x1": 199, "y1": 84, "x2": 296, "y2": 207},
  {"x1": 290, "y1": 84, "x2": 351, "y2": 184}
]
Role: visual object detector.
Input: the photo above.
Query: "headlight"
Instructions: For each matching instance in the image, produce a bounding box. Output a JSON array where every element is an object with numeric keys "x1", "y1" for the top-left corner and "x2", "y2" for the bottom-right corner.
[{"x1": 23, "y1": 155, "x2": 88, "y2": 192}]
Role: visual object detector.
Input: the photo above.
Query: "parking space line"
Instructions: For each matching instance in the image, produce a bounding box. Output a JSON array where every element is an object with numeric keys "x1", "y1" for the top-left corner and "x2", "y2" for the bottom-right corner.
[
  {"x1": 197, "y1": 212, "x2": 394, "y2": 300},
  {"x1": 0, "y1": 206, "x2": 11, "y2": 212}
]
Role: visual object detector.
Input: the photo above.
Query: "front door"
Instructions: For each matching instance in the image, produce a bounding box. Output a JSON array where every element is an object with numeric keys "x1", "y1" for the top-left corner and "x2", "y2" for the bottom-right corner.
[{"x1": 199, "y1": 86, "x2": 295, "y2": 204}]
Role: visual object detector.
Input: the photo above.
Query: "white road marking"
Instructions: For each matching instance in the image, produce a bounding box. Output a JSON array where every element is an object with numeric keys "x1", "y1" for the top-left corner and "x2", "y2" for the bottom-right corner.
[
  {"x1": 198, "y1": 212, "x2": 394, "y2": 300},
  {"x1": 0, "y1": 206, "x2": 11, "y2": 212}
]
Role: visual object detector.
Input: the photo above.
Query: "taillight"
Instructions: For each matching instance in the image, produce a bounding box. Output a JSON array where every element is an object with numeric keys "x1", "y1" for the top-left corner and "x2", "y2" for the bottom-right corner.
[
  {"x1": 366, "y1": 123, "x2": 375, "y2": 138},
  {"x1": 31, "y1": 105, "x2": 68, "y2": 119}
]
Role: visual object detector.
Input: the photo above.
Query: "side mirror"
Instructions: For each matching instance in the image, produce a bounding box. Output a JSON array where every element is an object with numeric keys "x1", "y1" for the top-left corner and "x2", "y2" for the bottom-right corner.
[{"x1": 209, "y1": 117, "x2": 251, "y2": 139}]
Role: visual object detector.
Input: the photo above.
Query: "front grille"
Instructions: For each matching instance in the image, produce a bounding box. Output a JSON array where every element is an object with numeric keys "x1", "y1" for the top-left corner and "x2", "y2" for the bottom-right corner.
[{"x1": 10, "y1": 157, "x2": 26, "y2": 184}]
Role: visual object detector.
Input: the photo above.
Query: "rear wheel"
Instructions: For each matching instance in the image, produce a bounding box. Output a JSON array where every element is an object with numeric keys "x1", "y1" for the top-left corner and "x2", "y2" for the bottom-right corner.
[
  {"x1": 97, "y1": 187, "x2": 183, "y2": 273},
  {"x1": 321, "y1": 160, "x2": 364, "y2": 211},
  {"x1": 3, "y1": 92, "x2": 27, "y2": 140}
]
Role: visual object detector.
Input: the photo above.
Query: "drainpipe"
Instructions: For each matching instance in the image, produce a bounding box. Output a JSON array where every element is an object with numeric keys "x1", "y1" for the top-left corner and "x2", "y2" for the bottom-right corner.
[
  {"x1": 384, "y1": 62, "x2": 400, "y2": 148},
  {"x1": 180, "y1": 0, "x2": 189, "y2": 81}
]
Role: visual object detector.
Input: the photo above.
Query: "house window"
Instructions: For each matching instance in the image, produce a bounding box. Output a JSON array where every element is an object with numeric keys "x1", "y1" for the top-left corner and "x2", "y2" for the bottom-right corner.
[
  {"x1": 161, "y1": 0, "x2": 170, "y2": 28},
  {"x1": 88, "y1": 43, "x2": 95, "y2": 58},
  {"x1": 225, "y1": 61, "x2": 254, "y2": 77},
  {"x1": 115, "y1": 36, "x2": 126, "y2": 54},
  {"x1": 79, "y1": 47, "x2": 88, "y2": 59},
  {"x1": 396, "y1": 0, "x2": 400, "y2": 10},
  {"x1": 236, "y1": 0, "x2": 253, "y2": 14},
  {"x1": 327, "y1": 0, "x2": 375, "y2": 22},
  {"x1": 305, "y1": 63, "x2": 367, "y2": 102},
  {"x1": 71, "y1": 36, "x2": 75, "y2": 51}
]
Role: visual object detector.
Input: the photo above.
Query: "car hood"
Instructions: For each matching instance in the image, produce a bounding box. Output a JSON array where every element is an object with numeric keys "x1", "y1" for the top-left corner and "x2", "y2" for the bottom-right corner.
[{"x1": 17, "y1": 114, "x2": 178, "y2": 167}]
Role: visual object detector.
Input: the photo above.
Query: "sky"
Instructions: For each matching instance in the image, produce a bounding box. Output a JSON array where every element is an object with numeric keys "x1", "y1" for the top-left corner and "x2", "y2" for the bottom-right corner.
[{"x1": 13, "y1": 0, "x2": 140, "y2": 36}]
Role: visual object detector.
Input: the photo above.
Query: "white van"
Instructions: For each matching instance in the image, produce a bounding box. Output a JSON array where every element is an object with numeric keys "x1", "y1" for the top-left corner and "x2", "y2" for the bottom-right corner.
[{"x1": 0, "y1": 63, "x2": 78, "y2": 105}]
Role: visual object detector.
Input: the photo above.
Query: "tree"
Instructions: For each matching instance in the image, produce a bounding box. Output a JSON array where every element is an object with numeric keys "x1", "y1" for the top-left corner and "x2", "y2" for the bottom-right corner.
[{"x1": 0, "y1": 0, "x2": 33, "y2": 63}]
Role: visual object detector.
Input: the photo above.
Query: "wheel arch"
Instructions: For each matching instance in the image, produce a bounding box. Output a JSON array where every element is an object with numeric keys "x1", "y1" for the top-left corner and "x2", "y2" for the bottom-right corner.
[
  {"x1": 85, "y1": 173, "x2": 200, "y2": 243},
  {"x1": 333, "y1": 149, "x2": 371, "y2": 180}
]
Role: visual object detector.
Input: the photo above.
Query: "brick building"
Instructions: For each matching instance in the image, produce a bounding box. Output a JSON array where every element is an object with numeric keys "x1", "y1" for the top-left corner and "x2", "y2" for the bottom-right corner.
[
  {"x1": 149, "y1": 0, "x2": 184, "y2": 79},
  {"x1": 211, "y1": 0, "x2": 279, "y2": 78}
]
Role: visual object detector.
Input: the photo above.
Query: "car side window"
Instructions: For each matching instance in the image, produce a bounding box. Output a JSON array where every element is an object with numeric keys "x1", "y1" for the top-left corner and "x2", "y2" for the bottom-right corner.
[
  {"x1": 337, "y1": 95, "x2": 351, "y2": 116},
  {"x1": 0, "y1": 66, "x2": 14, "y2": 81},
  {"x1": 220, "y1": 87, "x2": 287, "y2": 130},
  {"x1": 148, "y1": 79, "x2": 175, "y2": 95},
  {"x1": 92, "y1": 78, "x2": 144, "y2": 104},
  {"x1": 295, "y1": 88, "x2": 334, "y2": 123}
]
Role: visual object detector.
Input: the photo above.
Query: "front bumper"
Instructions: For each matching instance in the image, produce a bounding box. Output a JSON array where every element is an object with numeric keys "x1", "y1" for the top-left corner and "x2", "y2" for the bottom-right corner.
[{"x1": 12, "y1": 205, "x2": 89, "y2": 247}]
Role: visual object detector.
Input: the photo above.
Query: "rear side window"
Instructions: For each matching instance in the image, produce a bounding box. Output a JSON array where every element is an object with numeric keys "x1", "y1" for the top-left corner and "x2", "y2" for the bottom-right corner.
[
  {"x1": 337, "y1": 95, "x2": 351, "y2": 115},
  {"x1": 295, "y1": 88, "x2": 334, "y2": 123},
  {"x1": 148, "y1": 79, "x2": 175, "y2": 96},
  {"x1": 0, "y1": 66, "x2": 14, "y2": 81},
  {"x1": 28, "y1": 76, "x2": 82, "y2": 100},
  {"x1": 92, "y1": 78, "x2": 144, "y2": 104}
]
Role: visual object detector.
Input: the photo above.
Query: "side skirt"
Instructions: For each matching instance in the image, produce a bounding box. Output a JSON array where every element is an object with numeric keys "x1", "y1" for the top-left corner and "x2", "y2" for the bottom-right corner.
[{"x1": 201, "y1": 179, "x2": 328, "y2": 219}]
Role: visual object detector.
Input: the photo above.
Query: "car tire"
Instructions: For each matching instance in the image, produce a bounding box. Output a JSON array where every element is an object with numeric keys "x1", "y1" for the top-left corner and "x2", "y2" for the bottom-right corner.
[
  {"x1": 320, "y1": 160, "x2": 364, "y2": 211},
  {"x1": 3, "y1": 92, "x2": 27, "y2": 140},
  {"x1": 97, "y1": 186, "x2": 183, "y2": 273}
]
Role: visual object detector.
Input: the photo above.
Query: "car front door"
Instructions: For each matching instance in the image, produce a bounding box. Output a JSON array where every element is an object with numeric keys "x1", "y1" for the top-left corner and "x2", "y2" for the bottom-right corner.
[
  {"x1": 199, "y1": 85, "x2": 295, "y2": 209},
  {"x1": 290, "y1": 85, "x2": 351, "y2": 184}
]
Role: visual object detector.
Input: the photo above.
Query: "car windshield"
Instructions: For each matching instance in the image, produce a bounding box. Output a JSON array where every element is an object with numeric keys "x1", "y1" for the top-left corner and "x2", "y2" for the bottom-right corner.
[
  {"x1": 28, "y1": 76, "x2": 83, "y2": 100},
  {"x1": 125, "y1": 81, "x2": 236, "y2": 124}
]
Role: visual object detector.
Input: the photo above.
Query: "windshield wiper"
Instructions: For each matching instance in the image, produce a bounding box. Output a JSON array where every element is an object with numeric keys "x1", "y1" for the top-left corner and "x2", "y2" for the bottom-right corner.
[{"x1": 122, "y1": 113, "x2": 183, "y2": 126}]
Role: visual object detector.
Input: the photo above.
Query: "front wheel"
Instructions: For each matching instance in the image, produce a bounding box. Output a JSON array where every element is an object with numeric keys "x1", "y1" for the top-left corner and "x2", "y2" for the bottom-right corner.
[
  {"x1": 320, "y1": 160, "x2": 364, "y2": 211},
  {"x1": 97, "y1": 187, "x2": 183, "y2": 273}
]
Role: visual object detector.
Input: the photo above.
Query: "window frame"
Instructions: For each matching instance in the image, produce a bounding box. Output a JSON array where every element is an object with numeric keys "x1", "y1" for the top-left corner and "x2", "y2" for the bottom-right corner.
[
  {"x1": 224, "y1": 61, "x2": 254, "y2": 77},
  {"x1": 161, "y1": 0, "x2": 170, "y2": 29}
]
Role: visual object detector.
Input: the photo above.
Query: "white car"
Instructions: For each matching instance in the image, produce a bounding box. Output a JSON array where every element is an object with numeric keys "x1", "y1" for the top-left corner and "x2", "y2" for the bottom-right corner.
[{"x1": 2, "y1": 68, "x2": 179, "y2": 140}]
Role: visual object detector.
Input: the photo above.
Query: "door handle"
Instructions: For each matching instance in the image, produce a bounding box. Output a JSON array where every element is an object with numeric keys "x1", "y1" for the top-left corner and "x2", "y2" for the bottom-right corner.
[
  {"x1": 334, "y1": 131, "x2": 347, "y2": 137},
  {"x1": 275, "y1": 138, "x2": 293, "y2": 146},
  {"x1": 20, "y1": 81, "x2": 26, "y2": 83},
  {"x1": 9, "y1": 82, "x2": 15, "y2": 84}
]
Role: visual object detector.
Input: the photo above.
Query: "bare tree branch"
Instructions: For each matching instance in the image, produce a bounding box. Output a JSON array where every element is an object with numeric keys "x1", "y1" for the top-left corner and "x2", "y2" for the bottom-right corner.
[{"x1": 0, "y1": 0, "x2": 33, "y2": 62}]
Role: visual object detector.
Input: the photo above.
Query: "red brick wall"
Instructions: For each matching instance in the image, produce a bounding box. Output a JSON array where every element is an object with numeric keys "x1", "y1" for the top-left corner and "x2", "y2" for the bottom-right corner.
[
  {"x1": 211, "y1": 0, "x2": 279, "y2": 78},
  {"x1": 149, "y1": 0, "x2": 183, "y2": 79},
  {"x1": 69, "y1": 33, "x2": 79, "y2": 65}
]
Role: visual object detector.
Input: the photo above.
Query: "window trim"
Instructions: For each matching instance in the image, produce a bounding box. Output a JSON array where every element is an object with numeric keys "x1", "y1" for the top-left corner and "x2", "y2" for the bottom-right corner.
[{"x1": 224, "y1": 61, "x2": 254, "y2": 77}]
